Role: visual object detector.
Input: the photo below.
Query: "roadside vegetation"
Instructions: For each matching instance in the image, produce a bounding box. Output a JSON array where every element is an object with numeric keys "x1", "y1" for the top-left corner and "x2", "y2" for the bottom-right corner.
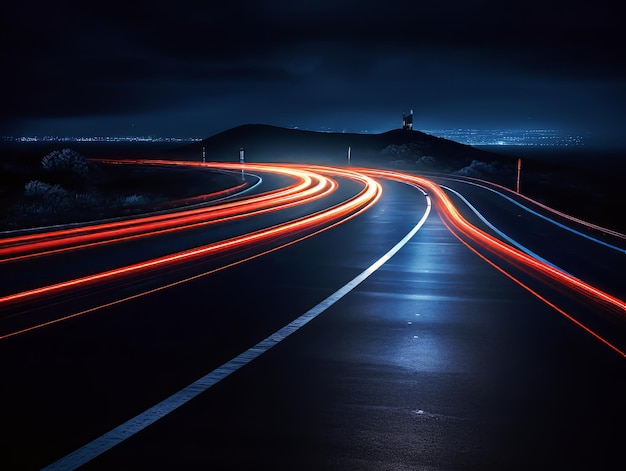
[
  {"x1": 381, "y1": 144, "x2": 624, "y2": 233},
  {"x1": 0, "y1": 148, "x2": 238, "y2": 231},
  {"x1": 0, "y1": 140, "x2": 622, "y2": 234}
]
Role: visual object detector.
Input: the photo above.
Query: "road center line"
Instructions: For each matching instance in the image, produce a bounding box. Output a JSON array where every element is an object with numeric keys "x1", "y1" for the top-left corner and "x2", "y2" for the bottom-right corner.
[{"x1": 42, "y1": 194, "x2": 431, "y2": 471}]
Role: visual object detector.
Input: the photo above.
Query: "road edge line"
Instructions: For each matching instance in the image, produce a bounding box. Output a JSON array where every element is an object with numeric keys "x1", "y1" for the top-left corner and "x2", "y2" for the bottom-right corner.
[{"x1": 41, "y1": 196, "x2": 431, "y2": 471}]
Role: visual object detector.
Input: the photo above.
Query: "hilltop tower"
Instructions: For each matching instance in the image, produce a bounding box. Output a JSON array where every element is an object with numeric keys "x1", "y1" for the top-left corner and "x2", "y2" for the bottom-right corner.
[{"x1": 402, "y1": 110, "x2": 413, "y2": 131}]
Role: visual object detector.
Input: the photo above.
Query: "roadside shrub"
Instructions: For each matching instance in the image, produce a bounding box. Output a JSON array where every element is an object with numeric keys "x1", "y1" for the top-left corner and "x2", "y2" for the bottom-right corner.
[
  {"x1": 24, "y1": 180, "x2": 67, "y2": 199},
  {"x1": 121, "y1": 194, "x2": 149, "y2": 206},
  {"x1": 455, "y1": 160, "x2": 513, "y2": 179},
  {"x1": 415, "y1": 155, "x2": 437, "y2": 170},
  {"x1": 382, "y1": 143, "x2": 430, "y2": 160},
  {"x1": 40, "y1": 148, "x2": 91, "y2": 189},
  {"x1": 41, "y1": 148, "x2": 89, "y2": 177}
]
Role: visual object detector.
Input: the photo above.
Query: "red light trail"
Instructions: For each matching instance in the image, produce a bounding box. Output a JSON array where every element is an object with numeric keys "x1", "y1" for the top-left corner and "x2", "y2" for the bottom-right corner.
[
  {"x1": 0, "y1": 161, "x2": 623, "y2": 357},
  {"x1": 0, "y1": 163, "x2": 381, "y2": 336},
  {"x1": 446, "y1": 173, "x2": 626, "y2": 240},
  {"x1": 0, "y1": 162, "x2": 334, "y2": 262},
  {"x1": 361, "y1": 168, "x2": 626, "y2": 357},
  {"x1": 362, "y1": 168, "x2": 624, "y2": 311}
]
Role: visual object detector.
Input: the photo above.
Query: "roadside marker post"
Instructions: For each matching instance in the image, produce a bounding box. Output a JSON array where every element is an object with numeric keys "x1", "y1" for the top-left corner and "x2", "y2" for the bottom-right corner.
[{"x1": 239, "y1": 148, "x2": 245, "y2": 181}]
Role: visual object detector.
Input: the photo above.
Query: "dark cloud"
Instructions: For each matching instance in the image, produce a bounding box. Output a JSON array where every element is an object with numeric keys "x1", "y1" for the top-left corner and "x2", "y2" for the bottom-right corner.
[{"x1": 2, "y1": 1, "x2": 625, "y2": 143}]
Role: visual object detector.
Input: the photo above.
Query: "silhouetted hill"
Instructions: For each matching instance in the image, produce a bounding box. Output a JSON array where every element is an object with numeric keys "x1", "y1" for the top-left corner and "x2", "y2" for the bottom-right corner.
[
  {"x1": 174, "y1": 124, "x2": 514, "y2": 170},
  {"x1": 171, "y1": 124, "x2": 624, "y2": 231}
]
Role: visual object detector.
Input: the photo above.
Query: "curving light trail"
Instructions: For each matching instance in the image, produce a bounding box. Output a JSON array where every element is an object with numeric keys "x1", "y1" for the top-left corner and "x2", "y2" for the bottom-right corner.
[
  {"x1": 440, "y1": 184, "x2": 569, "y2": 272},
  {"x1": 364, "y1": 169, "x2": 624, "y2": 310},
  {"x1": 362, "y1": 168, "x2": 626, "y2": 357},
  {"x1": 440, "y1": 174, "x2": 626, "y2": 245},
  {"x1": 0, "y1": 161, "x2": 623, "y2": 357},
  {"x1": 0, "y1": 164, "x2": 382, "y2": 337},
  {"x1": 0, "y1": 162, "x2": 335, "y2": 262}
]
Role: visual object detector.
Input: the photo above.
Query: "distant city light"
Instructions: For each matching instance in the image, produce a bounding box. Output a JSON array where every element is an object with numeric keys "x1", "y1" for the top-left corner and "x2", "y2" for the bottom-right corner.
[
  {"x1": 421, "y1": 129, "x2": 584, "y2": 146},
  {"x1": 1, "y1": 129, "x2": 585, "y2": 147},
  {"x1": 0, "y1": 136, "x2": 202, "y2": 143}
]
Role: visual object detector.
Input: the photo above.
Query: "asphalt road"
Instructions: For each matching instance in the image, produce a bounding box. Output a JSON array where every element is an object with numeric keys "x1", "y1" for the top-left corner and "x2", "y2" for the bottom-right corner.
[{"x1": 0, "y1": 166, "x2": 624, "y2": 470}]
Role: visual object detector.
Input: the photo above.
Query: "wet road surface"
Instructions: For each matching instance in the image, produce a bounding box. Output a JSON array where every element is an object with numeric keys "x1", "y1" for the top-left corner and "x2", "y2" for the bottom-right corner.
[{"x1": 1, "y1": 167, "x2": 624, "y2": 470}]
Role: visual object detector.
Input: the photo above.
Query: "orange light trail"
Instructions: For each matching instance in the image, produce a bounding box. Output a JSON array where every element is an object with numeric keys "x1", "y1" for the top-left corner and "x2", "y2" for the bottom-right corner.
[
  {"x1": 360, "y1": 167, "x2": 625, "y2": 356},
  {"x1": 0, "y1": 164, "x2": 380, "y2": 307},
  {"x1": 0, "y1": 162, "x2": 622, "y2": 358},
  {"x1": 448, "y1": 173, "x2": 626, "y2": 240},
  {"x1": 362, "y1": 168, "x2": 625, "y2": 313},
  {"x1": 443, "y1": 216, "x2": 626, "y2": 358},
  {"x1": 0, "y1": 162, "x2": 335, "y2": 262},
  {"x1": 0, "y1": 169, "x2": 383, "y2": 341}
]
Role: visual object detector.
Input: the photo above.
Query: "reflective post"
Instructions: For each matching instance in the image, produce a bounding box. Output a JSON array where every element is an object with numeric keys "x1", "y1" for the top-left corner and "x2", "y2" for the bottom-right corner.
[{"x1": 239, "y1": 147, "x2": 245, "y2": 181}]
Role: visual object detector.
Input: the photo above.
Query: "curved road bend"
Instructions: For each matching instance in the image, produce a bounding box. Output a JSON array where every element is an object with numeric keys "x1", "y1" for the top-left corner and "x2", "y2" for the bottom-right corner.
[{"x1": 0, "y1": 166, "x2": 624, "y2": 470}]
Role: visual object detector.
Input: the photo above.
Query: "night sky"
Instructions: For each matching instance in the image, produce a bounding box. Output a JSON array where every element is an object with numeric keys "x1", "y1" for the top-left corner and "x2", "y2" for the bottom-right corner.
[{"x1": 2, "y1": 1, "x2": 625, "y2": 145}]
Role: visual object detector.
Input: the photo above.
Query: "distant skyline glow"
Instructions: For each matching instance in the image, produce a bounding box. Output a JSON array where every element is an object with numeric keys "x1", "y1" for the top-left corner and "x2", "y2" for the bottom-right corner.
[
  {"x1": 2, "y1": 1, "x2": 625, "y2": 147},
  {"x1": 2, "y1": 128, "x2": 586, "y2": 148}
]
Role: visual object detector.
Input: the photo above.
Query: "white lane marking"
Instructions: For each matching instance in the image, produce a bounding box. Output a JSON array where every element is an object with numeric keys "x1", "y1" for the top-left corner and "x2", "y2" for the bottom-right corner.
[
  {"x1": 42, "y1": 196, "x2": 432, "y2": 471},
  {"x1": 443, "y1": 177, "x2": 625, "y2": 254},
  {"x1": 441, "y1": 185, "x2": 567, "y2": 273}
]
